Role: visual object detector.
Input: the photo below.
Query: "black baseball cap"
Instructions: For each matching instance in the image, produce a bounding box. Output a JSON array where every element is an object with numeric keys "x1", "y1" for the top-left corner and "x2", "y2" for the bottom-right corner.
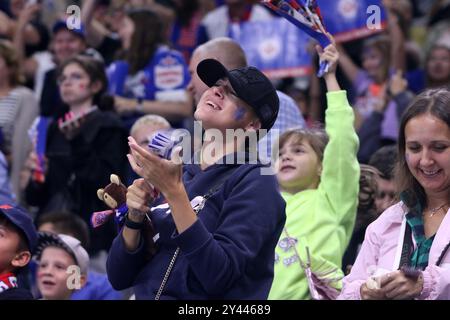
[
  {"x1": 0, "y1": 204, "x2": 37, "y2": 253},
  {"x1": 197, "y1": 59, "x2": 279, "y2": 130}
]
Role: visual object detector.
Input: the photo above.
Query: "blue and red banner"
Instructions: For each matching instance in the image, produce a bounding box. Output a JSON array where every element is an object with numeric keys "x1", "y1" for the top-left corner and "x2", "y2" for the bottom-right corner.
[{"x1": 317, "y1": 0, "x2": 387, "y2": 42}]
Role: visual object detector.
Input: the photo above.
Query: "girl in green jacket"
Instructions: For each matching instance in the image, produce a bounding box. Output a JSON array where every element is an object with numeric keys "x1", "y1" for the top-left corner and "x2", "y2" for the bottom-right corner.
[{"x1": 269, "y1": 38, "x2": 360, "y2": 300}]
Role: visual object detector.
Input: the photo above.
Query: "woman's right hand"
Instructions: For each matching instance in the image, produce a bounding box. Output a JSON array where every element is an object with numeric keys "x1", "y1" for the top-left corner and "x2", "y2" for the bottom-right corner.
[
  {"x1": 360, "y1": 282, "x2": 387, "y2": 300},
  {"x1": 126, "y1": 178, "x2": 155, "y2": 222}
]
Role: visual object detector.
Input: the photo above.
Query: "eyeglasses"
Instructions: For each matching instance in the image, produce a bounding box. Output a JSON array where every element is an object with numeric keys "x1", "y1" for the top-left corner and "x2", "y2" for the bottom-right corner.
[{"x1": 57, "y1": 73, "x2": 86, "y2": 85}]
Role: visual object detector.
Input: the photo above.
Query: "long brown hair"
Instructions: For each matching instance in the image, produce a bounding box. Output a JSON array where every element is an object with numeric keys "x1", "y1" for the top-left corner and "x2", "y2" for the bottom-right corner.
[
  {"x1": 126, "y1": 9, "x2": 165, "y2": 75},
  {"x1": 395, "y1": 87, "x2": 450, "y2": 210},
  {"x1": 0, "y1": 40, "x2": 25, "y2": 87}
]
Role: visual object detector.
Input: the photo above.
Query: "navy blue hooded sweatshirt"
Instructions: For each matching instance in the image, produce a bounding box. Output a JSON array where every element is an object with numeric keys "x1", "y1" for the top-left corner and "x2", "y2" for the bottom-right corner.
[{"x1": 107, "y1": 154, "x2": 286, "y2": 299}]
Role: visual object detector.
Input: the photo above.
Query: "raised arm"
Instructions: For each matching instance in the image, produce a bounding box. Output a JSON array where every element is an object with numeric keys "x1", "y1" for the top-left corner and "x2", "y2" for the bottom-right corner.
[
  {"x1": 383, "y1": 0, "x2": 406, "y2": 72},
  {"x1": 12, "y1": 3, "x2": 41, "y2": 80},
  {"x1": 316, "y1": 38, "x2": 359, "y2": 224},
  {"x1": 335, "y1": 42, "x2": 361, "y2": 84},
  {"x1": 81, "y1": 0, "x2": 109, "y2": 48}
]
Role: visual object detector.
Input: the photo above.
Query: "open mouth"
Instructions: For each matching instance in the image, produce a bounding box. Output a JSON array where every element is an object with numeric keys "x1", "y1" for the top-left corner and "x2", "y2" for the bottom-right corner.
[
  {"x1": 206, "y1": 100, "x2": 222, "y2": 111},
  {"x1": 420, "y1": 169, "x2": 441, "y2": 177},
  {"x1": 40, "y1": 279, "x2": 56, "y2": 287}
]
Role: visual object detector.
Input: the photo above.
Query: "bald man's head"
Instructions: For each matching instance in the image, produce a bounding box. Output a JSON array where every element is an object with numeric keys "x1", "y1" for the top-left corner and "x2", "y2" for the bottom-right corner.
[
  {"x1": 188, "y1": 38, "x2": 248, "y2": 103},
  {"x1": 199, "y1": 37, "x2": 247, "y2": 69}
]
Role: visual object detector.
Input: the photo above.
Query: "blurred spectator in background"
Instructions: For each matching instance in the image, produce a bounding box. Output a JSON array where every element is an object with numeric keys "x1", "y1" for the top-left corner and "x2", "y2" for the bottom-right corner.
[
  {"x1": 0, "y1": 40, "x2": 38, "y2": 204},
  {"x1": 368, "y1": 145, "x2": 398, "y2": 216},
  {"x1": 34, "y1": 211, "x2": 123, "y2": 300},
  {"x1": 106, "y1": 9, "x2": 190, "y2": 130},
  {"x1": 169, "y1": 0, "x2": 208, "y2": 64},
  {"x1": 126, "y1": 114, "x2": 171, "y2": 185},
  {"x1": 342, "y1": 164, "x2": 380, "y2": 274},
  {"x1": 201, "y1": 0, "x2": 273, "y2": 40},
  {"x1": 38, "y1": 21, "x2": 101, "y2": 120},
  {"x1": 425, "y1": 44, "x2": 450, "y2": 89},
  {"x1": 25, "y1": 55, "x2": 127, "y2": 259}
]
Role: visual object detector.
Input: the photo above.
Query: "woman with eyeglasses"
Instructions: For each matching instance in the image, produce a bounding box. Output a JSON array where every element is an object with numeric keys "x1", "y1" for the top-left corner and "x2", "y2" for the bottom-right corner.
[
  {"x1": 339, "y1": 87, "x2": 450, "y2": 300},
  {"x1": 25, "y1": 55, "x2": 128, "y2": 257}
]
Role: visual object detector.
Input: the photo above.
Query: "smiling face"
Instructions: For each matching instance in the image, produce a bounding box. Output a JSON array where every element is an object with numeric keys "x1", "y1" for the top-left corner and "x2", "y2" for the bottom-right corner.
[
  {"x1": 194, "y1": 78, "x2": 259, "y2": 132},
  {"x1": 275, "y1": 135, "x2": 322, "y2": 194},
  {"x1": 37, "y1": 246, "x2": 77, "y2": 300},
  {"x1": 53, "y1": 30, "x2": 86, "y2": 65},
  {"x1": 404, "y1": 113, "x2": 450, "y2": 198}
]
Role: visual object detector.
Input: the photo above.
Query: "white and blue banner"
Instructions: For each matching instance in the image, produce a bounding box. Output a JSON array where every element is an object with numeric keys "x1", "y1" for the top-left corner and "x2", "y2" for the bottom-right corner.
[
  {"x1": 230, "y1": 18, "x2": 313, "y2": 79},
  {"x1": 317, "y1": 0, "x2": 387, "y2": 42}
]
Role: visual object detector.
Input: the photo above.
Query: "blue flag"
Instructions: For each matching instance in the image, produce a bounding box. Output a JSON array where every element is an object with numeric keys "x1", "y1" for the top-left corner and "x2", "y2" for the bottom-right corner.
[{"x1": 317, "y1": 0, "x2": 387, "y2": 42}]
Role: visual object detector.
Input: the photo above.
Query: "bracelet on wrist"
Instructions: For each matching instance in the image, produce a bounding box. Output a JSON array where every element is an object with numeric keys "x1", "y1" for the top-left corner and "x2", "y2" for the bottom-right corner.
[{"x1": 125, "y1": 214, "x2": 145, "y2": 230}]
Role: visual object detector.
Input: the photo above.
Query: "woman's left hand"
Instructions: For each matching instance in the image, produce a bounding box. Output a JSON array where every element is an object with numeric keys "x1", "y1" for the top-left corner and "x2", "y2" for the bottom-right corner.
[
  {"x1": 380, "y1": 270, "x2": 424, "y2": 300},
  {"x1": 127, "y1": 136, "x2": 183, "y2": 197}
]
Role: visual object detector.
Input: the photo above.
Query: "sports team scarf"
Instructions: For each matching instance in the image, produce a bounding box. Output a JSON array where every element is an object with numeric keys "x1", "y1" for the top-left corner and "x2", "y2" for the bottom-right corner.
[{"x1": 0, "y1": 273, "x2": 18, "y2": 293}]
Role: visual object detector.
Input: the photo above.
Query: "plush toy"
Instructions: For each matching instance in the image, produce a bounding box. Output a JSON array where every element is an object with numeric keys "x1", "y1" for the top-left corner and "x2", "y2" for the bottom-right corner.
[{"x1": 91, "y1": 174, "x2": 159, "y2": 256}]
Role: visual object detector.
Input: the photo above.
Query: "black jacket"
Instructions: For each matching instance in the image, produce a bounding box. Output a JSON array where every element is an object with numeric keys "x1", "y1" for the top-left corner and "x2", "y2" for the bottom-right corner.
[
  {"x1": 0, "y1": 288, "x2": 34, "y2": 300},
  {"x1": 26, "y1": 110, "x2": 128, "y2": 253}
]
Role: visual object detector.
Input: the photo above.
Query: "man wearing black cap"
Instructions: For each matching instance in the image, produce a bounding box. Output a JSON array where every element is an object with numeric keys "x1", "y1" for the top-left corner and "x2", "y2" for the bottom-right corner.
[
  {"x1": 107, "y1": 59, "x2": 286, "y2": 299},
  {"x1": 0, "y1": 204, "x2": 37, "y2": 300}
]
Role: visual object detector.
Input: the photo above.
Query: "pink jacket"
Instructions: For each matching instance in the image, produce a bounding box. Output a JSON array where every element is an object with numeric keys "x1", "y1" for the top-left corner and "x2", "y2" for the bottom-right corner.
[{"x1": 339, "y1": 202, "x2": 450, "y2": 300}]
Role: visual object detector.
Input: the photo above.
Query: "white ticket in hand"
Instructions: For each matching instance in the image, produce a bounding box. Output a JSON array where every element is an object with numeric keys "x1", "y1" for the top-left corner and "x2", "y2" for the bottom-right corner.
[{"x1": 365, "y1": 267, "x2": 390, "y2": 289}]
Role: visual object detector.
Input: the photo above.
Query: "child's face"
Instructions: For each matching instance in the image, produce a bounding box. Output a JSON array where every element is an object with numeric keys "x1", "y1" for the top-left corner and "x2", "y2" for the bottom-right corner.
[
  {"x1": 37, "y1": 247, "x2": 77, "y2": 300},
  {"x1": 374, "y1": 176, "x2": 396, "y2": 215},
  {"x1": 132, "y1": 125, "x2": 169, "y2": 149},
  {"x1": 0, "y1": 221, "x2": 22, "y2": 274},
  {"x1": 276, "y1": 136, "x2": 321, "y2": 194},
  {"x1": 59, "y1": 63, "x2": 97, "y2": 107}
]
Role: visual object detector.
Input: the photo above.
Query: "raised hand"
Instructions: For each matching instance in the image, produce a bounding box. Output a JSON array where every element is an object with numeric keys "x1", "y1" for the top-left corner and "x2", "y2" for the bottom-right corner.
[
  {"x1": 315, "y1": 34, "x2": 339, "y2": 75},
  {"x1": 388, "y1": 69, "x2": 408, "y2": 96},
  {"x1": 127, "y1": 136, "x2": 183, "y2": 197}
]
